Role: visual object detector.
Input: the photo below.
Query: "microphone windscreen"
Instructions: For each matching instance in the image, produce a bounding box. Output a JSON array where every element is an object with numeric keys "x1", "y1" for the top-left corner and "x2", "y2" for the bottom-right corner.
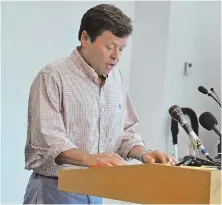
[
  {"x1": 169, "y1": 105, "x2": 179, "y2": 115},
  {"x1": 198, "y1": 86, "x2": 208, "y2": 94},
  {"x1": 199, "y1": 112, "x2": 218, "y2": 131}
]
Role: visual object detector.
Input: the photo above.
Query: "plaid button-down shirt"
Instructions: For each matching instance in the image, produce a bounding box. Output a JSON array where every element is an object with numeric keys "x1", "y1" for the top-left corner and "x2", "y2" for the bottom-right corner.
[{"x1": 25, "y1": 48, "x2": 144, "y2": 176}]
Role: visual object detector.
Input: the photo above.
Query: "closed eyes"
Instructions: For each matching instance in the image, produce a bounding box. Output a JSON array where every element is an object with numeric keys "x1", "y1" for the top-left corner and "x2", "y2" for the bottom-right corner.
[{"x1": 106, "y1": 45, "x2": 125, "y2": 52}]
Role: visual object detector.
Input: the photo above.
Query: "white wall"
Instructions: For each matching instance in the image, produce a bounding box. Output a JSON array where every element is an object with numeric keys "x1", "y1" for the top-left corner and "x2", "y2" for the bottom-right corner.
[
  {"x1": 130, "y1": 1, "x2": 221, "y2": 159},
  {"x1": 163, "y1": 1, "x2": 221, "y2": 158},
  {"x1": 130, "y1": 1, "x2": 171, "y2": 151},
  {"x1": 1, "y1": 1, "x2": 135, "y2": 203}
]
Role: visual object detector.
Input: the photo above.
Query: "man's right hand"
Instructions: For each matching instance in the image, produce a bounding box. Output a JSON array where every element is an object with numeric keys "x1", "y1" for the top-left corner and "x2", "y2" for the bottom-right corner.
[
  {"x1": 85, "y1": 152, "x2": 127, "y2": 167},
  {"x1": 55, "y1": 148, "x2": 127, "y2": 167}
]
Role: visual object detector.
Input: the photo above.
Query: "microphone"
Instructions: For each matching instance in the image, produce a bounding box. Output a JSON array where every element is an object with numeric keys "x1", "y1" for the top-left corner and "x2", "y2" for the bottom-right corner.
[
  {"x1": 170, "y1": 108, "x2": 199, "y2": 160},
  {"x1": 169, "y1": 105, "x2": 213, "y2": 161},
  {"x1": 198, "y1": 86, "x2": 208, "y2": 94},
  {"x1": 199, "y1": 112, "x2": 221, "y2": 159},
  {"x1": 199, "y1": 112, "x2": 221, "y2": 137},
  {"x1": 198, "y1": 86, "x2": 221, "y2": 107},
  {"x1": 171, "y1": 119, "x2": 179, "y2": 161}
]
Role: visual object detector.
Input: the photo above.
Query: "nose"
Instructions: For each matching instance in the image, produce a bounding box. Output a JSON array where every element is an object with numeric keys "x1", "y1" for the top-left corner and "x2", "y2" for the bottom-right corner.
[{"x1": 110, "y1": 49, "x2": 120, "y2": 61}]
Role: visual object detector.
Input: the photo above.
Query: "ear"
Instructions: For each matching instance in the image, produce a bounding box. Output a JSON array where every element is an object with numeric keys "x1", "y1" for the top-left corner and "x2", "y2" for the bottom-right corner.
[{"x1": 80, "y1": 31, "x2": 91, "y2": 48}]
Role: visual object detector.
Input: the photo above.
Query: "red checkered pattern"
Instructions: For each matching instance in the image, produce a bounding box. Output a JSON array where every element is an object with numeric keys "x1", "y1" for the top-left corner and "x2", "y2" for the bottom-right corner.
[{"x1": 24, "y1": 48, "x2": 144, "y2": 176}]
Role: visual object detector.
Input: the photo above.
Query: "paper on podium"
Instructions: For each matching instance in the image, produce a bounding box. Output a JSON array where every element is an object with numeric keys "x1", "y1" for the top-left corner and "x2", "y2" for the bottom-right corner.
[{"x1": 58, "y1": 163, "x2": 221, "y2": 204}]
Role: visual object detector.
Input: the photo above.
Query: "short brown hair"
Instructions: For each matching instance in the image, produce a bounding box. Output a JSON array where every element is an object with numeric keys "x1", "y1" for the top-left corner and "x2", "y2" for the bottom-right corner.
[{"x1": 78, "y1": 4, "x2": 133, "y2": 42}]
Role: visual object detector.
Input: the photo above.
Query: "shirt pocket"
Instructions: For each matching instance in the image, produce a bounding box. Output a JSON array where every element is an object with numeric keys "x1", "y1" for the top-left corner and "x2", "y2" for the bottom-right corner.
[{"x1": 106, "y1": 97, "x2": 125, "y2": 151}]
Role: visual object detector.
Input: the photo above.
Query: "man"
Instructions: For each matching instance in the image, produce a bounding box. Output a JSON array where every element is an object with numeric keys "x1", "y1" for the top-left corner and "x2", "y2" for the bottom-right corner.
[{"x1": 23, "y1": 4, "x2": 176, "y2": 204}]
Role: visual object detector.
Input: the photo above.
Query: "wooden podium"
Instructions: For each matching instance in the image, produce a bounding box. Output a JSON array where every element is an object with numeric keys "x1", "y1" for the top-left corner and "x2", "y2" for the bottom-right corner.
[{"x1": 58, "y1": 163, "x2": 221, "y2": 204}]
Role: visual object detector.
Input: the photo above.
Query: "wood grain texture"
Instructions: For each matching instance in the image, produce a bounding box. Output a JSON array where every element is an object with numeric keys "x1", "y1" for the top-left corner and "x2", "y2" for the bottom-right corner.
[{"x1": 58, "y1": 163, "x2": 221, "y2": 204}]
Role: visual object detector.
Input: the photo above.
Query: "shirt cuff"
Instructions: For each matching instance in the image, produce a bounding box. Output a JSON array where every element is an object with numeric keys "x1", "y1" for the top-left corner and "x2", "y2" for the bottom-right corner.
[
  {"x1": 118, "y1": 138, "x2": 145, "y2": 160},
  {"x1": 50, "y1": 142, "x2": 77, "y2": 163}
]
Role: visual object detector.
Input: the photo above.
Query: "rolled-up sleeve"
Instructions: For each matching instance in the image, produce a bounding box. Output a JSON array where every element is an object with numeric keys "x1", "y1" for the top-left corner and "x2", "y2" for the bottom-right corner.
[
  {"x1": 118, "y1": 94, "x2": 145, "y2": 160},
  {"x1": 25, "y1": 68, "x2": 76, "y2": 170}
]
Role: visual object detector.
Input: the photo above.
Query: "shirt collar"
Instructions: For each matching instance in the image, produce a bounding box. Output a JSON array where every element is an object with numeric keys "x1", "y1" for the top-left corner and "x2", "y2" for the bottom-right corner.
[{"x1": 71, "y1": 47, "x2": 108, "y2": 84}]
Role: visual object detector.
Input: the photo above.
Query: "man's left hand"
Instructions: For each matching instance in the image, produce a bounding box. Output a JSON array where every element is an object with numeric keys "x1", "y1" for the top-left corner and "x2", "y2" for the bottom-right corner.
[{"x1": 142, "y1": 150, "x2": 177, "y2": 165}]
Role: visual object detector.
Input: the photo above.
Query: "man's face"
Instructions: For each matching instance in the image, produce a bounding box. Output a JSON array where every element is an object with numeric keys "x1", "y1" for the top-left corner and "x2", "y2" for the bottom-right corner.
[{"x1": 81, "y1": 30, "x2": 128, "y2": 75}]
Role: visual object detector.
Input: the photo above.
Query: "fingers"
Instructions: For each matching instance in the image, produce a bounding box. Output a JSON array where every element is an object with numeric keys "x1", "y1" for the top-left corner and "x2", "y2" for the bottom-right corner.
[
  {"x1": 154, "y1": 151, "x2": 168, "y2": 164},
  {"x1": 165, "y1": 154, "x2": 177, "y2": 165},
  {"x1": 143, "y1": 154, "x2": 155, "y2": 164},
  {"x1": 105, "y1": 158, "x2": 125, "y2": 166},
  {"x1": 109, "y1": 152, "x2": 127, "y2": 164},
  {"x1": 172, "y1": 156, "x2": 177, "y2": 164},
  {"x1": 94, "y1": 152, "x2": 127, "y2": 167},
  {"x1": 92, "y1": 151, "x2": 177, "y2": 167},
  {"x1": 170, "y1": 155, "x2": 177, "y2": 165},
  {"x1": 149, "y1": 151, "x2": 176, "y2": 165},
  {"x1": 105, "y1": 154, "x2": 127, "y2": 166},
  {"x1": 91, "y1": 161, "x2": 113, "y2": 168}
]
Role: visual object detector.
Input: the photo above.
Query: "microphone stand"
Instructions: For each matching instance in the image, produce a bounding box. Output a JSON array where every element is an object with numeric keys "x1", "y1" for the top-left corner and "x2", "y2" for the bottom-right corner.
[
  {"x1": 207, "y1": 92, "x2": 222, "y2": 107},
  {"x1": 210, "y1": 88, "x2": 222, "y2": 104},
  {"x1": 207, "y1": 88, "x2": 221, "y2": 159},
  {"x1": 176, "y1": 155, "x2": 221, "y2": 169},
  {"x1": 176, "y1": 139, "x2": 221, "y2": 167},
  {"x1": 213, "y1": 127, "x2": 221, "y2": 160},
  {"x1": 215, "y1": 144, "x2": 221, "y2": 160}
]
